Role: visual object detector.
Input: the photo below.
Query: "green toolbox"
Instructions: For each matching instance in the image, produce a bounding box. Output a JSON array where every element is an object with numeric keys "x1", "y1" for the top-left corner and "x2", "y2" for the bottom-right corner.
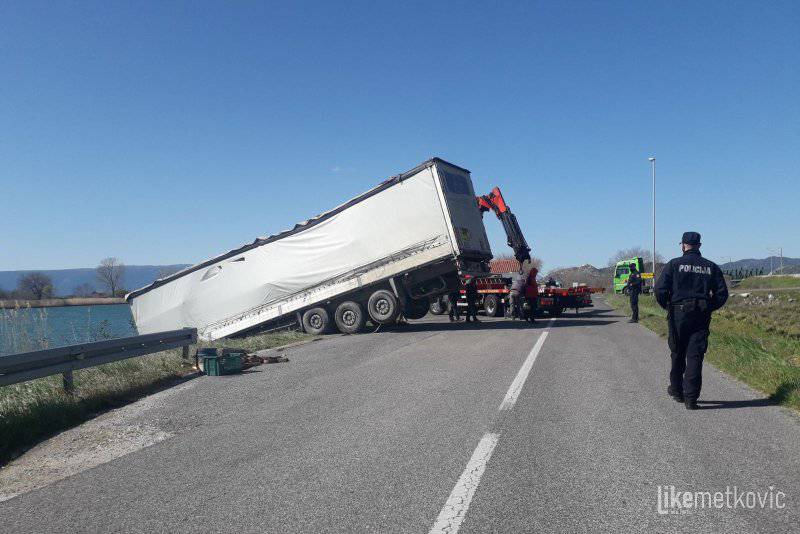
[{"x1": 197, "y1": 348, "x2": 244, "y2": 376}]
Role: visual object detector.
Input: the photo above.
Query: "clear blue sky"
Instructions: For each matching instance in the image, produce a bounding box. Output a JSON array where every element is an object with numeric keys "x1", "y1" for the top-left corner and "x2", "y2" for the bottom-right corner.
[{"x1": 2, "y1": 1, "x2": 798, "y2": 272}]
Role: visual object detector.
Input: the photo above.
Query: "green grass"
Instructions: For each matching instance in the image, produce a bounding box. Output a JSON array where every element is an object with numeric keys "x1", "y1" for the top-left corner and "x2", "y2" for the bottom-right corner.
[
  {"x1": 607, "y1": 294, "x2": 800, "y2": 411},
  {"x1": 736, "y1": 275, "x2": 800, "y2": 290},
  {"x1": 0, "y1": 330, "x2": 310, "y2": 465}
]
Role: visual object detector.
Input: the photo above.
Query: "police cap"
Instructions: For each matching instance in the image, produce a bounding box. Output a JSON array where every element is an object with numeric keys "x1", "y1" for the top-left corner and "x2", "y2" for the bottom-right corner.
[{"x1": 681, "y1": 231, "x2": 701, "y2": 245}]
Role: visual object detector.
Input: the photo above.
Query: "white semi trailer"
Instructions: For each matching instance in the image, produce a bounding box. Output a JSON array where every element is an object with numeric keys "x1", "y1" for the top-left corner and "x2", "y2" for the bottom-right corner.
[{"x1": 126, "y1": 158, "x2": 493, "y2": 340}]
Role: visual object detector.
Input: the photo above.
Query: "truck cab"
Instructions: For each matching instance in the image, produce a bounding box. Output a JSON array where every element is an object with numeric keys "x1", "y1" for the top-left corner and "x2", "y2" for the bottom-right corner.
[{"x1": 613, "y1": 257, "x2": 648, "y2": 294}]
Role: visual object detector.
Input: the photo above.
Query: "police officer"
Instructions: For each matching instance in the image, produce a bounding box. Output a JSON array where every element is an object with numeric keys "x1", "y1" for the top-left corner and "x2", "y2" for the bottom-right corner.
[
  {"x1": 655, "y1": 232, "x2": 728, "y2": 410},
  {"x1": 447, "y1": 289, "x2": 462, "y2": 322},
  {"x1": 464, "y1": 277, "x2": 480, "y2": 323},
  {"x1": 626, "y1": 263, "x2": 643, "y2": 323}
]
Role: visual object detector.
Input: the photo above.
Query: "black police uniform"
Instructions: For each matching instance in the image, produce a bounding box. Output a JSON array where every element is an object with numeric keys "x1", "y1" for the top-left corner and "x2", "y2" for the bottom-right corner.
[
  {"x1": 654, "y1": 232, "x2": 728, "y2": 406},
  {"x1": 447, "y1": 290, "x2": 461, "y2": 322},
  {"x1": 627, "y1": 267, "x2": 643, "y2": 322},
  {"x1": 464, "y1": 279, "x2": 479, "y2": 322}
]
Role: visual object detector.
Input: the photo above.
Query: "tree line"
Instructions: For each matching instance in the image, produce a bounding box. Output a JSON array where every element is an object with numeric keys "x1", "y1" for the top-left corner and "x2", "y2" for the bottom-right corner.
[
  {"x1": 723, "y1": 268, "x2": 763, "y2": 280},
  {"x1": 0, "y1": 258, "x2": 126, "y2": 300}
]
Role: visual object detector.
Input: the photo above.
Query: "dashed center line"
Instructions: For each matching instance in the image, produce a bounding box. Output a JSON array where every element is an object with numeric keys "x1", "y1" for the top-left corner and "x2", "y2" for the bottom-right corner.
[
  {"x1": 429, "y1": 319, "x2": 555, "y2": 533},
  {"x1": 428, "y1": 433, "x2": 500, "y2": 534},
  {"x1": 498, "y1": 318, "x2": 554, "y2": 411}
]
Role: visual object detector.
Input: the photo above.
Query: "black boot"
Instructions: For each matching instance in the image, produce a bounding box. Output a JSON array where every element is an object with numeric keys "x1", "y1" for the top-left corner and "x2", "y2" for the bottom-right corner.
[
  {"x1": 685, "y1": 399, "x2": 698, "y2": 410},
  {"x1": 667, "y1": 386, "x2": 684, "y2": 403}
]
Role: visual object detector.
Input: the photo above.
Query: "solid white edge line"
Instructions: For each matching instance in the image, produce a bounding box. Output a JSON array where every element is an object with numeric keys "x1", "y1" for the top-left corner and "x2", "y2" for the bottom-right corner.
[
  {"x1": 429, "y1": 433, "x2": 501, "y2": 534},
  {"x1": 498, "y1": 318, "x2": 554, "y2": 411}
]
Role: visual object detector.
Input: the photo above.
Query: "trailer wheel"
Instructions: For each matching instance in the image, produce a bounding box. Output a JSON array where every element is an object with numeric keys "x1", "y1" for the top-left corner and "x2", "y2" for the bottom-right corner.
[
  {"x1": 483, "y1": 295, "x2": 501, "y2": 317},
  {"x1": 302, "y1": 307, "x2": 331, "y2": 335},
  {"x1": 367, "y1": 289, "x2": 400, "y2": 324},
  {"x1": 334, "y1": 301, "x2": 366, "y2": 334},
  {"x1": 429, "y1": 296, "x2": 447, "y2": 315},
  {"x1": 402, "y1": 299, "x2": 429, "y2": 320}
]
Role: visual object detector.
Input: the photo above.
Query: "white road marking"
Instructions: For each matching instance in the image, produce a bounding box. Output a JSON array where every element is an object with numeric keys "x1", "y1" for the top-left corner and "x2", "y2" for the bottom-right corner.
[
  {"x1": 429, "y1": 433, "x2": 501, "y2": 534},
  {"x1": 498, "y1": 318, "x2": 554, "y2": 411}
]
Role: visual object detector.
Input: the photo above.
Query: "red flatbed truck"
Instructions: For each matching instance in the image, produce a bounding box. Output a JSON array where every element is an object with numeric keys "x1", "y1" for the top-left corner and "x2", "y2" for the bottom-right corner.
[{"x1": 432, "y1": 273, "x2": 603, "y2": 318}]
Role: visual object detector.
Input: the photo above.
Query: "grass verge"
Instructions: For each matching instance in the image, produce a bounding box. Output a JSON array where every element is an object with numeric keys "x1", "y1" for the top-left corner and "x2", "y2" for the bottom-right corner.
[
  {"x1": 0, "y1": 330, "x2": 309, "y2": 465},
  {"x1": 736, "y1": 275, "x2": 800, "y2": 290},
  {"x1": 607, "y1": 294, "x2": 800, "y2": 411}
]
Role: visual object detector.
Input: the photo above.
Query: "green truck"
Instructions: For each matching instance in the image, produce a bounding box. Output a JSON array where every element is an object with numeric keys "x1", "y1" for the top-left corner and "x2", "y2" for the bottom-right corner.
[{"x1": 613, "y1": 257, "x2": 653, "y2": 293}]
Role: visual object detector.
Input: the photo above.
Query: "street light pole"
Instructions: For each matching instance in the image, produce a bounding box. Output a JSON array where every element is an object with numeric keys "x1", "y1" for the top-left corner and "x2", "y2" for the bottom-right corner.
[{"x1": 649, "y1": 157, "x2": 656, "y2": 278}]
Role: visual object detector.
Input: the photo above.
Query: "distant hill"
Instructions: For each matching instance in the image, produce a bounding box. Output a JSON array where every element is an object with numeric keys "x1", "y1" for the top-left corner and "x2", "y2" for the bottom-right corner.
[
  {"x1": 546, "y1": 264, "x2": 614, "y2": 289},
  {"x1": 720, "y1": 256, "x2": 800, "y2": 275},
  {"x1": 543, "y1": 255, "x2": 800, "y2": 289},
  {"x1": 0, "y1": 265, "x2": 189, "y2": 296}
]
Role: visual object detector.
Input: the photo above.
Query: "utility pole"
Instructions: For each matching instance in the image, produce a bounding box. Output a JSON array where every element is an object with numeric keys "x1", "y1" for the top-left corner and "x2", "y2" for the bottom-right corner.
[
  {"x1": 649, "y1": 157, "x2": 656, "y2": 278},
  {"x1": 767, "y1": 247, "x2": 783, "y2": 275}
]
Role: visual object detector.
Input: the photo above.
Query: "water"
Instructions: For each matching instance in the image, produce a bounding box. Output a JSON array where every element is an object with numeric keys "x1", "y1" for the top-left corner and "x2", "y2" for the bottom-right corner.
[{"x1": 0, "y1": 304, "x2": 138, "y2": 356}]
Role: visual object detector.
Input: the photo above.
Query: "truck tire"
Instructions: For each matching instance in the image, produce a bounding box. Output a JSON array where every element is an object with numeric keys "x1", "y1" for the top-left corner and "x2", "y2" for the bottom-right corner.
[
  {"x1": 483, "y1": 295, "x2": 501, "y2": 317},
  {"x1": 334, "y1": 301, "x2": 366, "y2": 334},
  {"x1": 402, "y1": 299, "x2": 429, "y2": 320},
  {"x1": 551, "y1": 307, "x2": 564, "y2": 317},
  {"x1": 367, "y1": 289, "x2": 400, "y2": 325},
  {"x1": 429, "y1": 297, "x2": 447, "y2": 315},
  {"x1": 302, "y1": 307, "x2": 331, "y2": 335}
]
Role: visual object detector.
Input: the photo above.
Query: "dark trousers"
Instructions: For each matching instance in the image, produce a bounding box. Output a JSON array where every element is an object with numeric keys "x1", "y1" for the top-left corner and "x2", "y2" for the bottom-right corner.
[
  {"x1": 629, "y1": 291, "x2": 639, "y2": 321},
  {"x1": 508, "y1": 290, "x2": 521, "y2": 319},
  {"x1": 448, "y1": 294, "x2": 461, "y2": 320},
  {"x1": 465, "y1": 293, "x2": 478, "y2": 321},
  {"x1": 668, "y1": 304, "x2": 711, "y2": 401}
]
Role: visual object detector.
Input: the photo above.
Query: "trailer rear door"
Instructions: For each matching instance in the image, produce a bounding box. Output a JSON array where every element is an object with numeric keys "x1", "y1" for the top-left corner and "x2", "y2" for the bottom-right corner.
[{"x1": 432, "y1": 162, "x2": 492, "y2": 263}]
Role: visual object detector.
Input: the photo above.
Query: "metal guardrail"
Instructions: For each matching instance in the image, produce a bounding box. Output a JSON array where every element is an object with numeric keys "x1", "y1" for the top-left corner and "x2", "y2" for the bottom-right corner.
[{"x1": 0, "y1": 328, "x2": 197, "y2": 392}]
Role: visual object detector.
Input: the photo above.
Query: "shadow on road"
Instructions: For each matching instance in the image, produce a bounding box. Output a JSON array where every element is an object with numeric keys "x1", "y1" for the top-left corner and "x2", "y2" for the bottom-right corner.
[
  {"x1": 696, "y1": 398, "x2": 776, "y2": 410},
  {"x1": 579, "y1": 308, "x2": 620, "y2": 317},
  {"x1": 385, "y1": 320, "x2": 542, "y2": 333},
  {"x1": 550, "y1": 319, "x2": 619, "y2": 328}
]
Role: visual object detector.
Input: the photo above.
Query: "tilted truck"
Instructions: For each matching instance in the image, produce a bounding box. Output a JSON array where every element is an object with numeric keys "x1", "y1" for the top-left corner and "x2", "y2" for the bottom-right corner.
[{"x1": 126, "y1": 158, "x2": 494, "y2": 340}]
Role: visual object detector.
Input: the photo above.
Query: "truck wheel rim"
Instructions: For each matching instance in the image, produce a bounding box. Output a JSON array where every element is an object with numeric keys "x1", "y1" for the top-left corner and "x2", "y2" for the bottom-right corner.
[
  {"x1": 376, "y1": 299, "x2": 390, "y2": 315},
  {"x1": 309, "y1": 314, "x2": 322, "y2": 329},
  {"x1": 342, "y1": 310, "x2": 357, "y2": 326}
]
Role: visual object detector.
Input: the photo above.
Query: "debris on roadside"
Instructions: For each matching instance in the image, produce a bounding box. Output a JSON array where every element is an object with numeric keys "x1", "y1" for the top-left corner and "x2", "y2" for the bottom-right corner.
[{"x1": 194, "y1": 348, "x2": 288, "y2": 376}]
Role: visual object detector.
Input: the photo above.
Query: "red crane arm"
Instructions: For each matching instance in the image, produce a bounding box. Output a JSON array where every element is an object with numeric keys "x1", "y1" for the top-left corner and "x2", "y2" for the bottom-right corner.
[{"x1": 475, "y1": 186, "x2": 532, "y2": 266}]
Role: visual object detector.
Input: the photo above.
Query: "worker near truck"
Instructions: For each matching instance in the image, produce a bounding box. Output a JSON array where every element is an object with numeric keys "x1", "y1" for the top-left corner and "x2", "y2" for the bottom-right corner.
[
  {"x1": 524, "y1": 268, "x2": 538, "y2": 323},
  {"x1": 447, "y1": 289, "x2": 461, "y2": 322},
  {"x1": 464, "y1": 277, "x2": 480, "y2": 323},
  {"x1": 655, "y1": 232, "x2": 728, "y2": 410},
  {"x1": 508, "y1": 271, "x2": 526, "y2": 320},
  {"x1": 625, "y1": 263, "x2": 643, "y2": 323}
]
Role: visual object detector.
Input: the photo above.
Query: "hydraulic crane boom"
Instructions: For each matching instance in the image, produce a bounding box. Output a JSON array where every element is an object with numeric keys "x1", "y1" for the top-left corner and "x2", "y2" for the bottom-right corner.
[{"x1": 476, "y1": 186, "x2": 532, "y2": 266}]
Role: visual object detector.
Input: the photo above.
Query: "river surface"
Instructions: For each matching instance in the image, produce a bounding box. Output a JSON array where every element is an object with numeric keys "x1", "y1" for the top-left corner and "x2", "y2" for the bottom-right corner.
[{"x1": 0, "y1": 304, "x2": 137, "y2": 356}]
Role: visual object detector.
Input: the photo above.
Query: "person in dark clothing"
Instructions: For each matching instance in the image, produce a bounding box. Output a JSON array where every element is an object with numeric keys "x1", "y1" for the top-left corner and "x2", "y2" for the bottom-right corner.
[
  {"x1": 508, "y1": 272, "x2": 525, "y2": 320},
  {"x1": 464, "y1": 277, "x2": 480, "y2": 322},
  {"x1": 626, "y1": 264, "x2": 643, "y2": 323},
  {"x1": 447, "y1": 290, "x2": 461, "y2": 322},
  {"x1": 655, "y1": 232, "x2": 728, "y2": 410}
]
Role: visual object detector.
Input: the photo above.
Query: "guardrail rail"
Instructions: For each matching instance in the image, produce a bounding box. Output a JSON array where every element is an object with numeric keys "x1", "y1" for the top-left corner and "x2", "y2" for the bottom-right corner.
[{"x1": 0, "y1": 328, "x2": 197, "y2": 392}]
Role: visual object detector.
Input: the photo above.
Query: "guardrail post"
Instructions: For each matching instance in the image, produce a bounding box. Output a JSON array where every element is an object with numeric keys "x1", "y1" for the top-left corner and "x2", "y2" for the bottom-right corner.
[{"x1": 62, "y1": 370, "x2": 74, "y2": 394}]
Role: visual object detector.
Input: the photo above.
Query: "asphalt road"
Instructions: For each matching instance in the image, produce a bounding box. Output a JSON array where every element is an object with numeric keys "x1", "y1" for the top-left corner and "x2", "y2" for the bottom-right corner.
[{"x1": 2, "y1": 298, "x2": 799, "y2": 532}]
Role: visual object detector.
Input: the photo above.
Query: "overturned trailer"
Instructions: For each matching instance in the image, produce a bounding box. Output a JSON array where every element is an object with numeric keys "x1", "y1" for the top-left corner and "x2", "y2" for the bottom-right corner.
[{"x1": 126, "y1": 158, "x2": 493, "y2": 339}]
